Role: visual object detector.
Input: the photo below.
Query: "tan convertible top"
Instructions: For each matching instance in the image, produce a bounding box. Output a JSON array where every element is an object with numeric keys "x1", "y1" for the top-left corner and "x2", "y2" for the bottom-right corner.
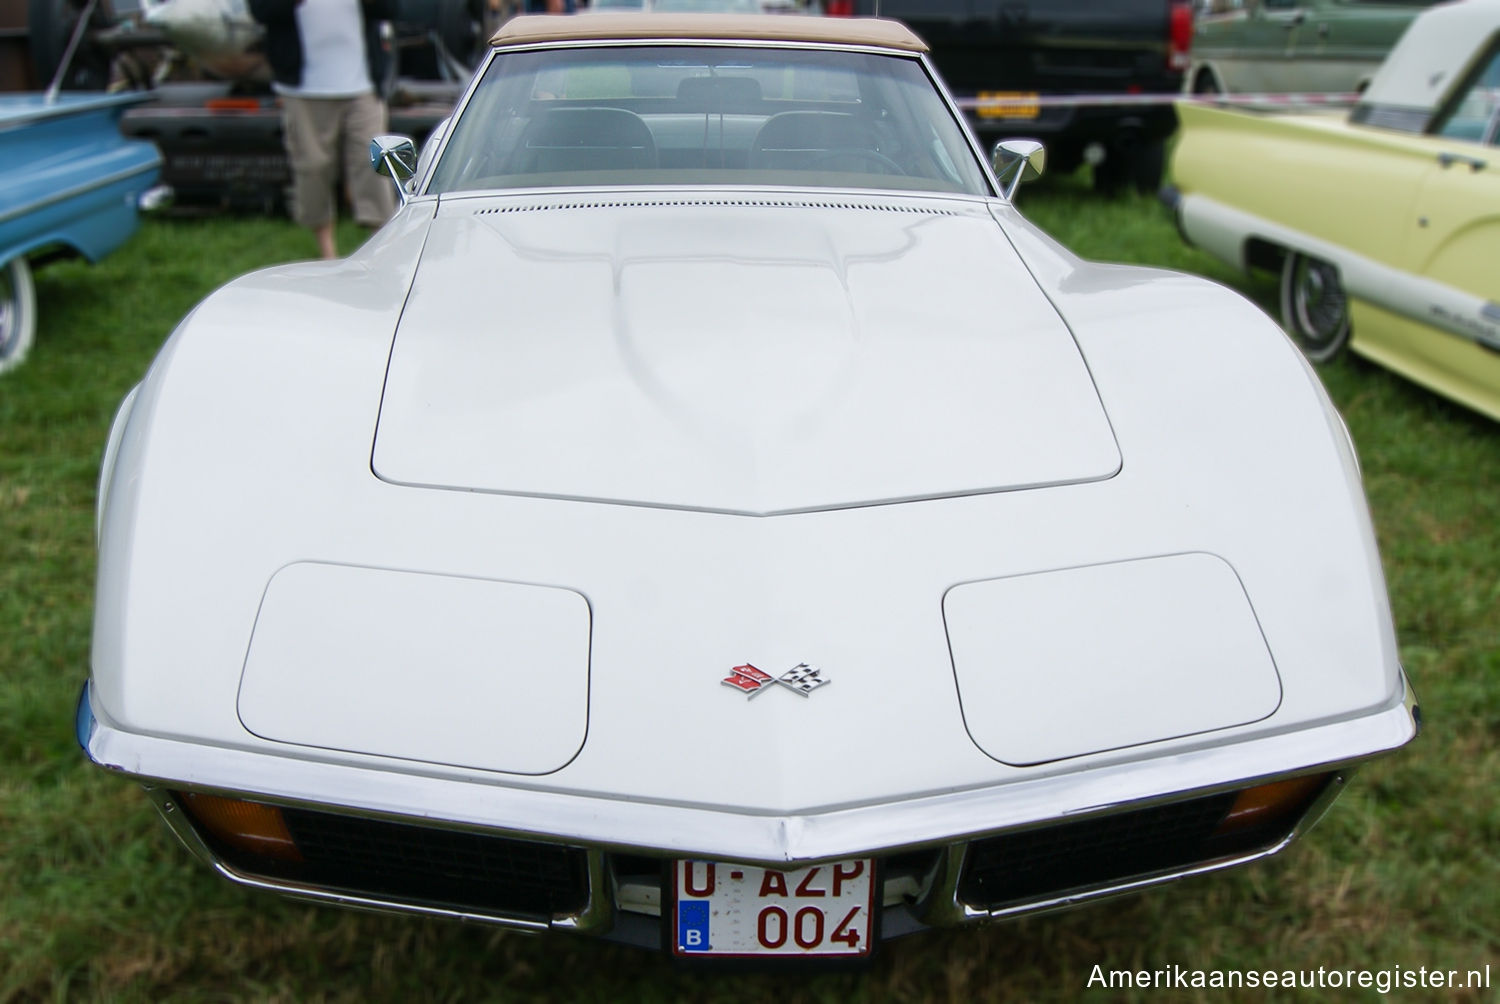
[{"x1": 490, "y1": 13, "x2": 928, "y2": 53}]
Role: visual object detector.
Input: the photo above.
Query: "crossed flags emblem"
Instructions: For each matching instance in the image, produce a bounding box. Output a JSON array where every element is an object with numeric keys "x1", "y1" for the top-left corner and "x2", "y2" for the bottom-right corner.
[{"x1": 722, "y1": 662, "x2": 831, "y2": 699}]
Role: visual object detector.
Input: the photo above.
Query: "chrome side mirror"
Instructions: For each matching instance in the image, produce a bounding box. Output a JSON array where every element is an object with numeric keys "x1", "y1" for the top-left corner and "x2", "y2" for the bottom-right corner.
[
  {"x1": 370, "y1": 134, "x2": 418, "y2": 205},
  {"x1": 992, "y1": 139, "x2": 1046, "y2": 199}
]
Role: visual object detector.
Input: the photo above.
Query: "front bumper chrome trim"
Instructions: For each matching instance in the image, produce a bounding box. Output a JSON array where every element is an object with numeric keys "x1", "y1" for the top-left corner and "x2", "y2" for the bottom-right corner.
[{"x1": 77, "y1": 675, "x2": 1416, "y2": 868}]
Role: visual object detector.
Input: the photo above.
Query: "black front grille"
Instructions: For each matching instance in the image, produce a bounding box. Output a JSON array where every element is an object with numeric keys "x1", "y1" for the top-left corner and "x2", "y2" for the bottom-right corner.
[
  {"x1": 208, "y1": 806, "x2": 591, "y2": 919},
  {"x1": 959, "y1": 791, "x2": 1242, "y2": 910}
]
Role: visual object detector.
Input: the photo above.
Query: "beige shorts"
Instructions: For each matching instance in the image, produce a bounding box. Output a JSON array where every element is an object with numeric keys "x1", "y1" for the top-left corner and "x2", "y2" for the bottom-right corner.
[{"x1": 281, "y1": 92, "x2": 396, "y2": 230}]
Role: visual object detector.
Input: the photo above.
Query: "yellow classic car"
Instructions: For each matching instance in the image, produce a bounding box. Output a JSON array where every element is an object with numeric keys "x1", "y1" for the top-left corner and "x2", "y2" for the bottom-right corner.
[{"x1": 1167, "y1": 0, "x2": 1500, "y2": 420}]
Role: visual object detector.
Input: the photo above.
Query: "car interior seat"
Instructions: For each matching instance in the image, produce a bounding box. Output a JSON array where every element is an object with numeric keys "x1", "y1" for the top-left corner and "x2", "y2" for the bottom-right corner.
[
  {"x1": 511, "y1": 106, "x2": 659, "y2": 174},
  {"x1": 747, "y1": 110, "x2": 883, "y2": 171}
]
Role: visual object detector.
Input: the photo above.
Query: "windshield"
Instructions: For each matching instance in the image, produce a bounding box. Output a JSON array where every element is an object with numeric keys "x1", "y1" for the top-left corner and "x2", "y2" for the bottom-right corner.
[
  {"x1": 591, "y1": 0, "x2": 763, "y2": 9},
  {"x1": 426, "y1": 45, "x2": 991, "y2": 196}
]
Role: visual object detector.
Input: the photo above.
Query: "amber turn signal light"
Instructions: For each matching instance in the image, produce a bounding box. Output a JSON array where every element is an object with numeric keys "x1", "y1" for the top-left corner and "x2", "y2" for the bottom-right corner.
[
  {"x1": 177, "y1": 792, "x2": 303, "y2": 861},
  {"x1": 1215, "y1": 774, "x2": 1331, "y2": 836}
]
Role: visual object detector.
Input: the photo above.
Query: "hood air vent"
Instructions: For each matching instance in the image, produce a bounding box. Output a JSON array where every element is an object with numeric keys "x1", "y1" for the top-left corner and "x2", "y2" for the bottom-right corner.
[{"x1": 469, "y1": 197, "x2": 965, "y2": 217}]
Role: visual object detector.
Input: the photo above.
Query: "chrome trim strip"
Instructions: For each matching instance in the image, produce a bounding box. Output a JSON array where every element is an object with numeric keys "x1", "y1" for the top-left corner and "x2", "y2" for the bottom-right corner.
[
  {"x1": 920, "y1": 52, "x2": 1005, "y2": 200},
  {"x1": 1180, "y1": 192, "x2": 1500, "y2": 351},
  {"x1": 144, "y1": 787, "x2": 614, "y2": 934},
  {"x1": 0, "y1": 159, "x2": 163, "y2": 228},
  {"x1": 487, "y1": 37, "x2": 922, "y2": 57},
  {"x1": 214, "y1": 866, "x2": 555, "y2": 933},
  {"x1": 145, "y1": 787, "x2": 222, "y2": 871},
  {"x1": 80, "y1": 675, "x2": 1417, "y2": 868},
  {"x1": 919, "y1": 772, "x2": 1353, "y2": 926},
  {"x1": 415, "y1": 48, "x2": 491, "y2": 196},
  {"x1": 552, "y1": 850, "x2": 615, "y2": 934}
]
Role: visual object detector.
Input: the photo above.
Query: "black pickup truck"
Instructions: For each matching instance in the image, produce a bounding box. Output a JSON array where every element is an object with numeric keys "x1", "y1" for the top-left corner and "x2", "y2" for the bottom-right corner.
[{"x1": 836, "y1": 0, "x2": 1195, "y2": 192}]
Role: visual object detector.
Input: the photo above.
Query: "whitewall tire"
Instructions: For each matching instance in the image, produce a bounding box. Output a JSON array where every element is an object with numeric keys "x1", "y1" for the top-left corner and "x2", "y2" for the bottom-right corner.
[
  {"x1": 1279, "y1": 252, "x2": 1351, "y2": 364},
  {"x1": 0, "y1": 256, "x2": 37, "y2": 376}
]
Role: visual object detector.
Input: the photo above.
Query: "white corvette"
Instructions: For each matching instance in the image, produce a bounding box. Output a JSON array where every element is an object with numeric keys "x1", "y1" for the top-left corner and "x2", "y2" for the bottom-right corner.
[{"x1": 82, "y1": 14, "x2": 1417, "y2": 960}]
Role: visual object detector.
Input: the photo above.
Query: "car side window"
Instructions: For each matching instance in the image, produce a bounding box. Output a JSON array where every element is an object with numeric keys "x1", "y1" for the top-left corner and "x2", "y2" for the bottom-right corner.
[{"x1": 1434, "y1": 45, "x2": 1500, "y2": 145}]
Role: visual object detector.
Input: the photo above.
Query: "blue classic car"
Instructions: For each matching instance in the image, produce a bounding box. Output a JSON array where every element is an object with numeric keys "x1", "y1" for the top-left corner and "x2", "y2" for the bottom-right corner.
[{"x1": 0, "y1": 92, "x2": 162, "y2": 374}]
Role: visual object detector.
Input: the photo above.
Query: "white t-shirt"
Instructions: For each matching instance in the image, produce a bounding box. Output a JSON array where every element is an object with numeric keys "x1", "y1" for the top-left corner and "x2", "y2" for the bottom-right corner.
[{"x1": 277, "y1": 0, "x2": 373, "y2": 98}]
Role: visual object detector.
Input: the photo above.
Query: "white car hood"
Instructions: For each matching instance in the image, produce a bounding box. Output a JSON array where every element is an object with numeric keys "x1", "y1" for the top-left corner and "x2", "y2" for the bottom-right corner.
[
  {"x1": 373, "y1": 192, "x2": 1120, "y2": 514},
  {"x1": 89, "y1": 201, "x2": 1411, "y2": 843}
]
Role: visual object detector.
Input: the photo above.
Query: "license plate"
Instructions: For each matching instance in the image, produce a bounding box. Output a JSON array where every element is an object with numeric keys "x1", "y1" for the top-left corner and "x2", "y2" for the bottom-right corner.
[
  {"x1": 672, "y1": 859, "x2": 875, "y2": 958},
  {"x1": 976, "y1": 90, "x2": 1041, "y2": 120}
]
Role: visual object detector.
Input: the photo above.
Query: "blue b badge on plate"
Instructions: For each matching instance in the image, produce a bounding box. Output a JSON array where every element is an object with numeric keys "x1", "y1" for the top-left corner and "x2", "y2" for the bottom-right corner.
[{"x1": 677, "y1": 899, "x2": 710, "y2": 952}]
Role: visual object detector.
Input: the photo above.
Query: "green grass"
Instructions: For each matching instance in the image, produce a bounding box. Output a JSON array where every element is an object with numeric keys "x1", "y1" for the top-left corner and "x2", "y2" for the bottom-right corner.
[{"x1": 2, "y1": 179, "x2": 1496, "y2": 1002}]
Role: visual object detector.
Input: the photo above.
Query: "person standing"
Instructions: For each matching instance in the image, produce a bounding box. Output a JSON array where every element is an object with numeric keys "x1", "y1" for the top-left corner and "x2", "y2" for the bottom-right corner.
[{"x1": 249, "y1": 0, "x2": 397, "y2": 259}]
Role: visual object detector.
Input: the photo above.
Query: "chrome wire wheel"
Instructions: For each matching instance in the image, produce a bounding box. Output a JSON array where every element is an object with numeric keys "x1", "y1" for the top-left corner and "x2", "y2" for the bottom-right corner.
[
  {"x1": 0, "y1": 256, "x2": 37, "y2": 376},
  {"x1": 1279, "y1": 252, "x2": 1351, "y2": 364}
]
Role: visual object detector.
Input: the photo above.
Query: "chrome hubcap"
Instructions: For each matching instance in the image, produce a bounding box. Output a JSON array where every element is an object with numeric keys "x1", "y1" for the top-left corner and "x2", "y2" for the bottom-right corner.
[{"x1": 1294, "y1": 259, "x2": 1347, "y2": 348}]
